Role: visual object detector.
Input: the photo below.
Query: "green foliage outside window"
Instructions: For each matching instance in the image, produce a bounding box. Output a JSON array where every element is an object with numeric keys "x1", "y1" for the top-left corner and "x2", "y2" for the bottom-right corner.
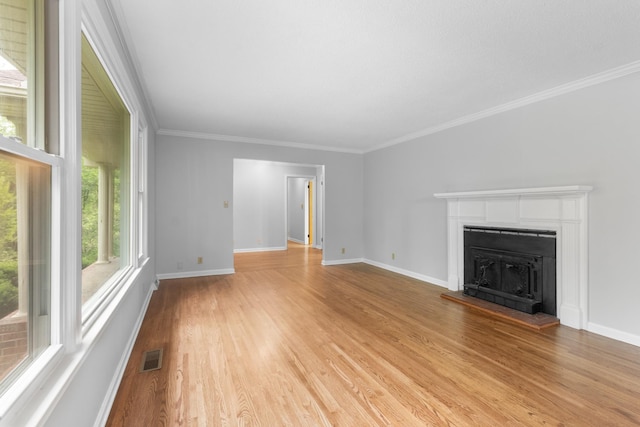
[
  {"x1": 0, "y1": 156, "x2": 18, "y2": 318},
  {"x1": 81, "y1": 165, "x2": 98, "y2": 268},
  {"x1": 81, "y1": 165, "x2": 120, "y2": 269}
]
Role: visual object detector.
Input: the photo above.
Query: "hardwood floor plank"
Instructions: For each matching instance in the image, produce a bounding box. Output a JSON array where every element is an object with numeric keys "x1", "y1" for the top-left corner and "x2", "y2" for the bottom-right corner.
[{"x1": 107, "y1": 243, "x2": 640, "y2": 426}]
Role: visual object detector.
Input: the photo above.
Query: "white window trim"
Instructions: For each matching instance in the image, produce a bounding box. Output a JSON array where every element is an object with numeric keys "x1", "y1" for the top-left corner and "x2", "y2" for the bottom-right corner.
[
  {"x1": 137, "y1": 127, "x2": 149, "y2": 266},
  {"x1": 79, "y1": 25, "x2": 138, "y2": 331},
  {"x1": 0, "y1": 136, "x2": 63, "y2": 419},
  {"x1": 0, "y1": 137, "x2": 61, "y2": 167}
]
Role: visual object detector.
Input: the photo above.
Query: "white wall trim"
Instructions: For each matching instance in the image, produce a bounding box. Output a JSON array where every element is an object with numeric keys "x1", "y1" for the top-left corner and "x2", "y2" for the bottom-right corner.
[
  {"x1": 368, "y1": 60, "x2": 640, "y2": 153},
  {"x1": 157, "y1": 128, "x2": 363, "y2": 154},
  {"x1": 156, "y1": 269, "x2": 235, "y2": 280},
  {"x1": 233, "y1": 246, "x2": 287, "y2": 254},
  {"x1": 363, "y1": 259, "x2": 448, "y2": 288},
  {"x1": 322, "y1": 258, "x2": 364, "y2": 266},
  {"x1": 587, "y1": 322, "x2": 640, "y2": 348},
  {"x1": 287, "y1": 238, "x2": 305, "y2": 244},
  {"x1": 93, "y1": 280, "x2": 155, "y2": 427}
]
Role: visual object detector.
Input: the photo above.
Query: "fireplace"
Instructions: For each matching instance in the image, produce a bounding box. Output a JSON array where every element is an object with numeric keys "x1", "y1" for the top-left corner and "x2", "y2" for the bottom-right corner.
[
  {"x1": 463, "y1": 226, "x2": 556, "y2": 315},
  {"x1": 434, "y1": 186, "x2": 592, "y2": 329}
]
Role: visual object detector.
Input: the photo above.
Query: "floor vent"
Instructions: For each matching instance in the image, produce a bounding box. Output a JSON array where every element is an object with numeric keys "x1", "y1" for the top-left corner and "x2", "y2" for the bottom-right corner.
[{"x1": 140, "y1": 349, "x2": 163, "y2": 372}]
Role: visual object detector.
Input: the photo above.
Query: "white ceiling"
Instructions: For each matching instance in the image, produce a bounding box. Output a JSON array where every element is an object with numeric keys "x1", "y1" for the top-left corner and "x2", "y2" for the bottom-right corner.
[{"x1": 111, "y1": 0, "x2": 640, "y2": 153}]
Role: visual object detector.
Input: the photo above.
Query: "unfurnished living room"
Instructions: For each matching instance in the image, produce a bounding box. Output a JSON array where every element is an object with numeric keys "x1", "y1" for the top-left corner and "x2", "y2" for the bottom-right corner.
[{"x1": 0, "y1": 1, "x2": 640, "y2": 426}]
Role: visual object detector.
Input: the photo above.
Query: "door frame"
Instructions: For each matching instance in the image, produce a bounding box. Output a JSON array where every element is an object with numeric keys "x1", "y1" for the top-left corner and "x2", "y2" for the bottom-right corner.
[{"x1": 285, "y1": 174, "x2": 320, "y2": 249}]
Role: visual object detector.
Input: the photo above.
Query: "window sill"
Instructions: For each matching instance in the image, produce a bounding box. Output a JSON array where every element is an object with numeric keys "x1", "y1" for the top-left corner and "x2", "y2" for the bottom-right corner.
[
  {"x1": 0, "y1": 262, "x2": 151, "y2": 426},
  {"x1": 0, "y1": 344, "x2": 64, "y2": 422}
]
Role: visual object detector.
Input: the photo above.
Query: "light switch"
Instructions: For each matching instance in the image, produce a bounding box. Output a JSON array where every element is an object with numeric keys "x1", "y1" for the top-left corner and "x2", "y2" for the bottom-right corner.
[{"x1": 224, "y1": 201, "x2": 229, "y2": 208}]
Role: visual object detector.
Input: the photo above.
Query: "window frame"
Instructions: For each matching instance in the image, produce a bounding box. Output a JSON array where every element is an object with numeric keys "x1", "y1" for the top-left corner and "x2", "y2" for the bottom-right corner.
[
  {"x1": 0, "y1": 0, "x2": 63, "y2": 409},
  {"x1": 137, "y1": 127, "x2": 148, "y2": 267},
  {"x1": 78, "y1": 27, "x2": 140, "y2": 331},
  {"x1": 0, "y1": 135, "x2": 63, "y2": 417}
]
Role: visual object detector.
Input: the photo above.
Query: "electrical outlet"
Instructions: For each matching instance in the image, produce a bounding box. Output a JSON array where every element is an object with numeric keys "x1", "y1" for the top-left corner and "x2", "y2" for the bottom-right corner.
[
  {"x1": 392, "y1": 252, "x2": 395, "y2": 260},
  {"x1": 341, "y1": 247, "x2": 345, "y2": 254},
  {"x1": 177, "y1": 261, "x2": 183, "y2": 270},
  {"x1": 197, "y1": 256, "x2": 203, "y2": 264}
]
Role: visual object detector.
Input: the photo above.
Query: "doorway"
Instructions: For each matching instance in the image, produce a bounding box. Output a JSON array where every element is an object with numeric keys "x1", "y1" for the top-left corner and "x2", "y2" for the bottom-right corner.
[
  {"x1": 286, "y1": 174, "x2": 320, "y2": 249},
  {"x1": 304, "y1": 179, "x2": 314, "y2": 246},
  {"x1": 232, "y1": 159, "x2": 324, "y2": 257}
]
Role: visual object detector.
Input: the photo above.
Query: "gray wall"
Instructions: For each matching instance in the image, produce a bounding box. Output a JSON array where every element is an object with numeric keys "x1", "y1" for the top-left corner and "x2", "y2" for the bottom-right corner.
[
  {"x1": 156, "y1": 136, "x2": 363, "y2": 276},
  {"x1": 364, "y1": 71, "x2": 640, "y2": 340},
  {"x1": 233, "y1": 159, "x2": 317, "y2": 250}
]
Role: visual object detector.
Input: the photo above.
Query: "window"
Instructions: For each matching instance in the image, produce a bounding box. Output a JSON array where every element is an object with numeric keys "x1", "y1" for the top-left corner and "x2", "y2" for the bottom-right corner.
[
  {"x1": 0, "y1": 149, "x2": 50, "y2": 391},
  {"x1": 0, "y1": 0, "x2": 53, "y2": 393},
  {"x1": 80, "y1": 34, "x2": 131, "y2": 316},
  {"x1": 0, "y1": 0, "x2": 32, "y2": 146}
]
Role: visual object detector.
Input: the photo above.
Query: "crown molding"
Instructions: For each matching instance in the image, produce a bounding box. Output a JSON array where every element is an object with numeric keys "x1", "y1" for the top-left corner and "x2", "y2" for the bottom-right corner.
[
  {"x1": 156, "y1": 129, "x2": 365, "y2": 154},
  {"x1": 127, "y1": 46, "x2": 640, "y2": 155},
  {"x1": 367, "y1": 60, "x2": 640, "y2": 153}
]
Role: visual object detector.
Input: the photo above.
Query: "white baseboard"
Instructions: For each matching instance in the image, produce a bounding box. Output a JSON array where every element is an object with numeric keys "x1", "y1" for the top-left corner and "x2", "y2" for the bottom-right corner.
[
  {"x1": 587, "y1": 322, "x2": 640, "y2": 348},
  {"x1": 363, "y1": 259, "x2": 449, "y2": 288},
  {"x1": 321, "y1": 258, "x2": 364, "y2": 266},
  {"x1": 93, "y1": 279, "x2": 156, "y2": 426},
  {"x1": 156, "y1": 268, "x2": 235, "y2": 280},
  {"x1": 233, "y1": 246, "x2": 287, "y2": 253}
]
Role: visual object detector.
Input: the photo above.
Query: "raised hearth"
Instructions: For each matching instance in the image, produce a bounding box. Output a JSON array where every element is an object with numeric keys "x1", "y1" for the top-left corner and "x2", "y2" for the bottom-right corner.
[
  {"x1": 440, "y1": 291, "x2": 560, "y2": 330},
  {"x1": 434, "y1": 186, "x2": 592, "y2": 329}
]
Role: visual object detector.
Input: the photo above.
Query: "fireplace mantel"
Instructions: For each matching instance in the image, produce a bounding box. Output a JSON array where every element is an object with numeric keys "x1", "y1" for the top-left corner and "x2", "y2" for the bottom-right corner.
[{"x1": 434, "y1": 186, "x2": 592, "y2": 329}]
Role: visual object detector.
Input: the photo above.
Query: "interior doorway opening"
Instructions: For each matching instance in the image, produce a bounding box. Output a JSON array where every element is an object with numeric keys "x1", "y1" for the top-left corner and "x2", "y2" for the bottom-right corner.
[
  {"x1": 232, "y1": 159, "x2": 324, "y2": 261},
  {"x1": 286, "y1": 174, "x2": 320, "y2": 249}
]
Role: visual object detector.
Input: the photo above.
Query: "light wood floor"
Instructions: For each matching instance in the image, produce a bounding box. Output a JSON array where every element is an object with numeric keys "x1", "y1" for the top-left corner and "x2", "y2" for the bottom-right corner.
[{"x1": 107, "y1": 243, "x2": 640, "y2": 426}]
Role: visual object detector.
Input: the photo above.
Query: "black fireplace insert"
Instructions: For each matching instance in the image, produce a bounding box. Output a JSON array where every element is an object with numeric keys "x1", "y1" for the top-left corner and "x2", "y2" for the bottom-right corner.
[{"x1": 463, "y1": 226, "x2": 556, "y2": 315}]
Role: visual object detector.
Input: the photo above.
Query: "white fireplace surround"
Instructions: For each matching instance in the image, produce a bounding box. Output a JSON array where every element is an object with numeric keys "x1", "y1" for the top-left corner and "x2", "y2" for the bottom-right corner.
[{"x1": 434, "y1": 186, "x2": 592, "y2": 330}]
